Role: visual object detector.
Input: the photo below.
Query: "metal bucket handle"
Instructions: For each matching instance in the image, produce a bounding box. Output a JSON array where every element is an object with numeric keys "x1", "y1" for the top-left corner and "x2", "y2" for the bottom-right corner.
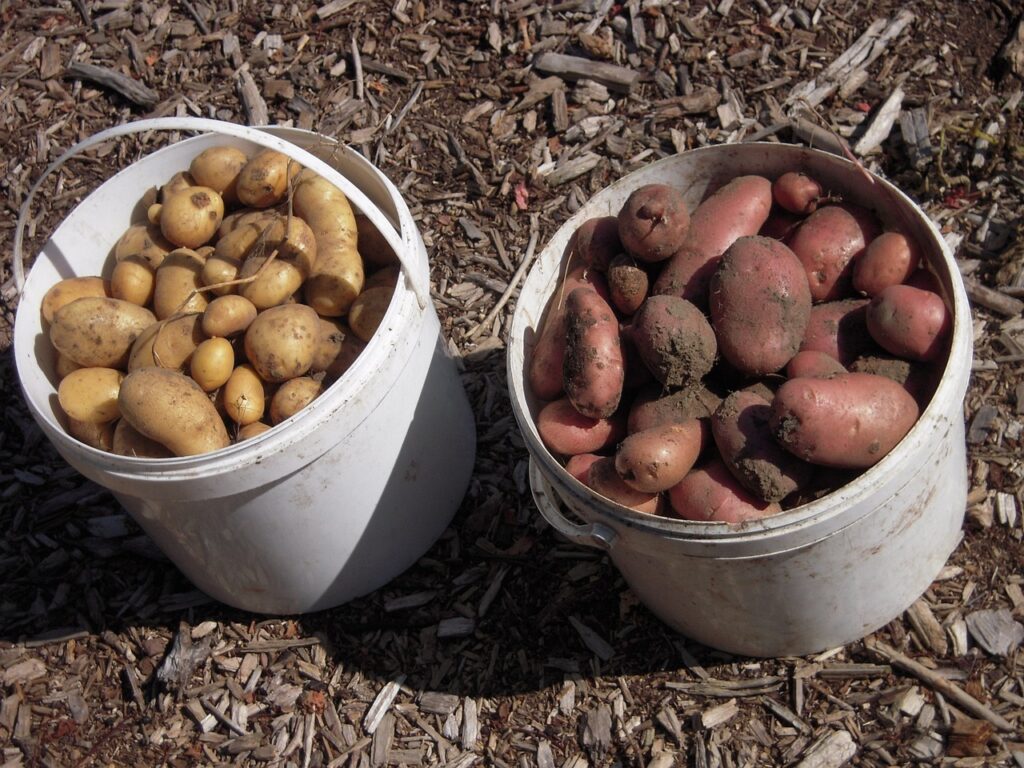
[
  {"x1": 529, "y1": 457, "x2": 616, "y2": 551},
  {"x1": 12, "y1": 117, "x2": 431, "y2": 310}
]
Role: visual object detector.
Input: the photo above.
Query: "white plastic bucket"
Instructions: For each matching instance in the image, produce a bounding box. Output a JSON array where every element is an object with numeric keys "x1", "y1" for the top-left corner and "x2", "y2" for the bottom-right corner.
[
  {"x1": 14, "y1": 118, "x2": 476, "y2": 614},
  {"x1": 508, "y1": 143, "x2": 972, "y2": 657}
]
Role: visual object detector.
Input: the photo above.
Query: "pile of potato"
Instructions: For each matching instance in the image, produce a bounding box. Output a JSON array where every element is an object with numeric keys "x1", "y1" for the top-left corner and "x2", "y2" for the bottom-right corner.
[
  {"x1": 43, "y1": 144, "x2": 399, "y2": 458},
  {"x1": 530, "y1": 170, "x2": 952, "y2": 522}
]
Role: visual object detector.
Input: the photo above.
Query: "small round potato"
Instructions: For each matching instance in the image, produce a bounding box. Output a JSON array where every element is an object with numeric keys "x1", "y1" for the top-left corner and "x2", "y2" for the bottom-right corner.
[
  {"x1": 244, "y1": 304, "x2": 320, "y2": 383},
  {"x1": 119, "y1": 368, "x2": 230, "y2": 456},
  {"x1": 153, "y1": 248, "x2": 209, "y2": 319},
  {"x1": 270, "y1": 377, "x2": 322, "y2": 424},
  {"x1": 112, "y1": 419, "x2": 174, "y2": 458},
  {"x1": 191, "y1": 337, "x2": 235, "y2": 392},
  {"x1": 41, "y1": 276, "x2": 111, "y2": 324},
  {"x1": 202, "y1": 295, "x2": 258, "y2": 338},
  {"x1": 58, "y1": 367, "x2": 124, "y2": 423},
  {"x1": 201, "y1": 252, "x2": 241, "y2": 296},
  {"x1": 50, "y1": 297, "x2": 156, "y2": 369},
  {"x1": 237, "y1": 422, "x2": 272, "y2": 441},
  {"x1": 128, "y1": 313, "x2": 205, "y2": 372},
  {"x1": 236, "y1": 149, "x2": 299, "y2": 208},
  {"x1": 159, "y1": 186, "x2": 225, "y2": 249},
  {"x1": 223, "y1": 364, "x2": 266, "y2": 426},
  {"x1": 111, "y1": 255, "x2": 155, "y2": 307},
  {"x1": 67, "y1": 417, "x2": 116, "y2": 452},
  {"x1": 189, "y1": 145, "x2": 248, "y2": 204},
  {"x1": 348, "y1": 286, "x2": 393, "y2": 342}
]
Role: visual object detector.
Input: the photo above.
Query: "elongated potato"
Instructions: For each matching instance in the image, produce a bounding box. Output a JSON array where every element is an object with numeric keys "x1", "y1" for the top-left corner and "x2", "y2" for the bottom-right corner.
[
  {"x1": 617, "y1": 184, "x2": 689, "y2": 263},
  {"x1": 111, "y1": 255, "x2": 155, "y2": 307},
  {"x1": 630, "y1": 295, "x2": 717, "y2": 387},
  {"x1": 626, "y1": 382, "x2": 722, "y2": 434},
  {"x1": 50, "y1": 297, "x2": 156, "y2": 369},
  {"x1": 153, "y1": 248, "x2": 208, "y2": 320},
  {"x1": 202, "y1": 294, "x2": 258, "y2": 338},
  {"x1": 244, "y1": 303, "x2": 320, "y2": 383},
  {"x1": 586, "y1": 456, "x2": 662, "y2": 514},
  {"x1": 112, "y1": 419, "x2": 174, "y2": 458},
  {"x1": 222, "y1": 364, "x2": 267, "y2": 426},
  {"x1": 295, "y1": 170, "x2": 365, "y2": 317},
  {"x1": 528, "y1": 266, "x2": 609, "y2": 401},
  {"x1": 615, "y1": 419, "x2": 708, "y2": 493},
  {"x1": 128, "y1": 313, "x2": 204, "y2": 372},
  {"x1": 269, "y1": 377, "x2": 322, "y2": 424},
  {"x1": 119, "y1": 368, "x2": 230, "y2": 456},
  {"x1": 866, "y1": 284, "x2": 951, "y2": 362},
  {"x1": 710, "y1": 236, "x2": 811, "y2": 377},
  {"x1": 236, "y1": 149, "x2": 299, "y2": 208},
  {"x1": 58, "y1": 367, "x2": 124, "y2": 423},
  {"x1": 190, "y1": 337, "x2": 235, "y2": 392},
  {"x1": 770, "y1": 372, "x2": 920, "y2": 469},
  {"x1": 849, "y1": 354, "x2": 938, "y2": 408},
  {"x1": 788, "y1": 205, "x2": 872, "y2": 302},
  {"x1": 536, "y1": 397, "x2": 625, "y2": 456},
  {"x1": 711, "y1": 390, "x2": 813, "y2": 503},
  {"x1": 653, "y1": 175, "x2": 773, "y2": 306},
  {"x1": 355, "y1": 214, "x2": 400, "y2": 270},
  {"x1": 785, "y1": 350, "x2": 846, "y2": 380},
  {"x1": 189, "y1": 145, "x2": 248, "y2": 204},
  {"x1": 563, "y1": 286, "x2": 624, "y2": 419},
  {"x1": 667, "y1": 457, "x2": 781, "y2": 523},
  {"x1": 42, "y1": 276, "x2": 111, "y2": 324},
  {"x1": 159, "y1": 186, "x2": 224, "y2": 249},
  {"x1": 852, "y1": 231, "x2": 921, "y2": 297}
]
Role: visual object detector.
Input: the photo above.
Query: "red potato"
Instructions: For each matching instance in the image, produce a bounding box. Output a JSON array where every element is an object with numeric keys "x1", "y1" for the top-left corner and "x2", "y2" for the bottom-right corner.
[
  {"x1": 617, "y1": 184, "x2": 690, "y2": 263},
  {"x1": 799, "y1": 298, "x2": 879, "y2": 366},
  {"x1": 630, "y1": 295, "x2": 717, "y2": 387},
  {"x1": 537, "y1": 398, "x2": 625, "y2": 456},
  {"x1": 711, "y1": 390, "x2": 813, "y2": 503},
  {"x1": 565, "y1": 453, "x2": 602, "y2": 484},
  {"x1": 866, "y1": 284, "x2": 952, "y2": 362},
  {"x1": 788, "y1": 205, "x2": 871, "y2": 302},
  {"x1": 653, "y1": 175, "x2": 773, "y2": 306},
  {"x1": 786, "y1": 350, "x2": 847, "y2": 379},
  {"x1": 849, "y1": 354, "x2": 939, "y2": 408},
  {"x1": 772, "y1": 171, "x2": 823, "y2": 214},
  {"x1": 627, "y1": 382, "x2": 722, "y2": 434},
  {"x1": 852, "y1": 231, "x2": 921, "y2": 297},
  {"x1": 615, "y1": 419, "x2": 708, "y2": 493},
  {"x1": 563, "y1": 286, "x2": 625, "y2": 419},
  {"x1": 905, "y1": 267, "x2": 942, "y2": 294},
  {"x1": 586, "y1": 456, "x2": 662, "y2": 514},
  {"x1": 709, "y1": 236, "x2": 812, "y2": 377},
  {"x1": 606, "y1": 254, "x2": 649, "y2": 315},
  {"x1": 759, "y1": 207, "x2": 804, "y2": 241},
  {"x1": 667, "y1": 457, "x2": 781, "y2": 523},
  {"x1": 770, "y1": 372, "x2": 920, "y2": 469},
  {"x1": 621, "y1": 328, "x2": 656, "y2": 390},
  {"x1": 528, "y1": 266, "x2": 609, "y2": 401},
  {"x1": 574, "y1": 216, "x2": 622, "y2": 271}
]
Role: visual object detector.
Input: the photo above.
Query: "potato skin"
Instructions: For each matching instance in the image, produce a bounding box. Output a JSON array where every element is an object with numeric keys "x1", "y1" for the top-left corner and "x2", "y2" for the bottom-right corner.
[
  {"x1": 852, "y1": 231, "x2": 920, "y2": 297},
  {"x1": 586, "y1": 457, "x2": 662, "y2": 514},
  {"x1": 799, "y1": 298, "x2": 876, "y2": 366},
  {"x1": 236, "y1": 149, "x2": 298, "y2": 208},
  {"x1": 630, "y1": 295, "x2": 717, "y2": 388},
  {"x1": 770, "y1": 372, "x2": 920, "y2": 469},
  {"x1": 627, "y1": 382, "x2": 722, "y2": 434},
  {"x1": 574, "y1": 215, "x2": 622, "y2": 271},
  {"x1": 50, "y1": 297, "x2": 156, "y2": 369},
  {"x1": 606, "y1": 254, "x2": 649, "y2": 315},
  {"x1": 159, "y1": 186, "x2": 224, "y2": 249},
  {"x1": 222, "y1": 364, "x2": 267, "y2": 426},
  {"x1": 615, "y1": 419, "x2": 707, "y2": 493},
  {"x1": 866, "y1": 284, "x2": 951, "y2": 362},
  {"x1": 189, "y1": 146, "x2": 248, "y2": 203},
  {"x1": 565, "y1": 453, "x2": 602, "y2": 484},
  {"x1": 617, "y1": 184, "x2": 690, "y2": 263},
  {"x1": 528, "y1": 266, "x2": 608, "y2": 401},
  {"x1": 667, "y1": 457, "x2": 781, "y2": 523},
  {"x1": 58, "y1": 367, "x2": 124, "y2": 424},
  {"x1": 113, "y1": 223, "x2": 173, "y2": 268},
  {"x1": 710, "y1": 236, "x2": 811, "y2": 377},
  {"x1": 67, "y1": 417, "x2": 116, "y2": 452},
  {"x1": 348, "y1": 286, "x2": 393, "y2": 342},
  {"x1": 772, "y1": 172, "x2": 822, "y2": 214},
  {"x1": 785, "y1": 350, "x2": 846, "y2": 380},
  {"x1": 243, "y1": 304, "x2": 320, "y2": 383},
  {"x1": 128, "y1": 313, "x2": 205, "y2": 372},
  {"x1": 711, "y1": 390, "x2": 813, "y2": 503},
  {"x1": 355, "y1": 214, "x2": 400, "y2": 270},
  {"x1": 153, "y1": 248, "x2": 208, "y2": 320},
  {"x1": 118, "y1": 368, "x2": 230, "y2": 456},
  {"x1": 653, "y1": 175, "x2": 773, "y2": 306},
  {"x1": 111, "y1": 255, "x2": 155, "y2": 307},
  {"x1": 42, "y1": 277, "x2": 112, "y2": 324},
  {"x1": 190, "y1": 337, "x2": 235, "y2": 392},
  {"x1": 269, "y1": 377, "x2": 322, "y2": 424},
  {"x1": 563, "y1": 286, "x2": 624, "y2": 419},
  {"x1": 201, "y1": 295, "x2": 258, "y2": 338},
  {"x1": 536, "y1": 397, "x2": 624, "y2": 456},
  {"x1": 112, "y1": 419, "x2": 174, "y2": 458},
  {"x1": 788, "y1": 205, "x2": 870, "y2": 302}
]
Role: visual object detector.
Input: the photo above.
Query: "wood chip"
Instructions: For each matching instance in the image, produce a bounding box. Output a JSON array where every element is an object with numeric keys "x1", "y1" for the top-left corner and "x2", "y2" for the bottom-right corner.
[
  {"x1": 363, "y1": 676, "x2": 406, "y2": 734},
  {"x1": 906, "y1": 599, "x2": 949, "y2": 656},
  {"x1": 533, "y1": 52, "x2": 640, "y2": 93},
  {"x1": 65, "y1": 61, "x2": 158, "y2": 107},
  {"x1": 568, "y1": 616, "x2": 614, "y2": 660},
  {"x1": 947, "y1": 718, "x2": 994, "y2": 758},
  {"x1": 701, "y1": 699, "x2": 739, "y2": 729},
  {"x1": 794, "y1": 730, "x2": 857, "y2": 768},
  {"x1": 965, "y1": 609, "x2": 1024, "y2": 656}
]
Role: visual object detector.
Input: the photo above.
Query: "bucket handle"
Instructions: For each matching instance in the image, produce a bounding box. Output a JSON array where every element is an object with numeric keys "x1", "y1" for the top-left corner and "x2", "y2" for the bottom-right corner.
[
  {"x1": 12, "y1": 117, "x2": 431, "y2": 310},
  {"x1": 529, "y1": 457, "x2": 616, "y2": 551}
]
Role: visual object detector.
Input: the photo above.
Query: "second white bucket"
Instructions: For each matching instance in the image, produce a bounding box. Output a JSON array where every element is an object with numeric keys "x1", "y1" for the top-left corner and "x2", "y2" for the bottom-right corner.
[
  {"x1": 14, "y1": 119, "x2": 476, "y2": 615},
  {"x1": 508, "y1": 143, "x2": 972, "y2": 657}
]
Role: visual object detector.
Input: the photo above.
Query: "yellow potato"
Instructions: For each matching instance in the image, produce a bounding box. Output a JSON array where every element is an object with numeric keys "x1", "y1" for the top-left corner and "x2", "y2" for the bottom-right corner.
[
  {"x1": 58, "y1": 367, "x2": 124, "y2": 423},
  {"x1": 217, "y1": 208, "x2": 275, "y2": 240},
  {"x1": 269, "y1": 377, "x2": 322, "y2": 424},
  {"x1": 41, "y1": 276, "x2": 111, "y2": 324},
  {"x1": 119, "y1": 368, "x2": 230, "y2": 456},
  {"x1": 236, "y1": 149, "x2": 300, "y2": 208},
  {"x1": 295, "y1": 170, "x2": 365, "y2": 316},
  {"x1": 159, "y1": 186, "x2": 225, "y2": 249},
  {"x1": 213, "y1": 211, "x2": 279, "y2": 262},
  {"x1": 348, "y1": 285, "x2": 393, "y2": 342},
  {"x1": 355, "y1": 213, "x2": 400, "y2": 269},
  {"x1": 189, "y1": 145, "x2": 248, "y2": 204},
  {"x1": 67, "y1": 417, "x2": 116, "y2": 452},
  {"x1": 244, "y1": 304, "x2": 320, "y2": 383},
  {"x1": 111, "y1": 255, "x2": 155, "y2": 307},
  {"x1": 238, "y1": 255, "x2": 305, "y2": 310},
  {"x1": 112, "y1": 419, "x2": 174, "y2": 458},
  {"x1": 310, "y1": 317, "x2": 346, "y2": 373},
  {"x1": 55, "y1": 352, "x2": 82, "y2": 380},
  {"x1": 153, "y1": 248, "x2": 208, "y2": 319},
  {"x1": 191, "y1": 337, "x2": 235, "y2": 392},
  {"x1": 237, "y1": 421, "x2": 272, "y2": 441},
  {"x1": 202, "y1": 295, "x2": 258, "y2": 338},
  {"x1": 50, "y1": 297, "x2": 156, "y2": 369},
  {"x1": 324, "y1": 330, "x2": 367, "y2": 383},
  {"x1": 113, "y1": 223, "x2": 173, "y2": 268},
  {"x1": 365, "y1": 265, "x2": 401, "y2": 291},
  {"x1": 222, "y1": 364, "x2": 266, "y2": 425},
  {"x1": 128, "y1": 313, "x2": 205, "y2": 372},
  {"x1": 200, "y1": 252, "x2": 241, "y2": 296},
  {"x1": 147, "y1": 204, "x2": 163, "y2": 226},
  {"x1": 160, "y1": 171, "x2": 195, "y2": 201}
]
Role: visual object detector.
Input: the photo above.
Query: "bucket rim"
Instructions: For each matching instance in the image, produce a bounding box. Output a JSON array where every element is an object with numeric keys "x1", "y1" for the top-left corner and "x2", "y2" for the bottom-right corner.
[{"x1": 509, "y1": 141, "x2": 973, "y2": 542}]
